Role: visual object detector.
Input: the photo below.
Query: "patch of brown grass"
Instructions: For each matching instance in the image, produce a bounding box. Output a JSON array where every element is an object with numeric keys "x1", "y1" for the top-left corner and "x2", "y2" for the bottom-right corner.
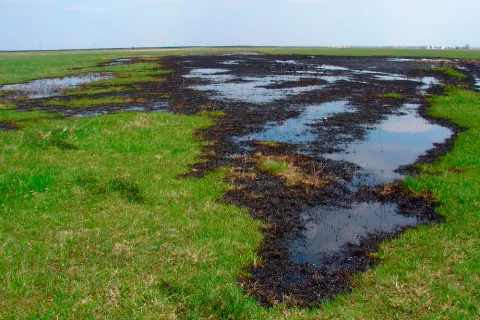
[
  {"x1": 174, "y1": 103, "x2": 189, "y2": 109},
  {"x1": 254, "y1": 153, "x2": 329, "y2": 188},
  {"x1": 228, "y1": 167, "x2": 257, "y2": 181},
  {"x1": 256, "y1": 140, "x2": 280, "y2": 147},
  {"x1": 147, "y1": 92, "x2": 172, "y2": 99}
]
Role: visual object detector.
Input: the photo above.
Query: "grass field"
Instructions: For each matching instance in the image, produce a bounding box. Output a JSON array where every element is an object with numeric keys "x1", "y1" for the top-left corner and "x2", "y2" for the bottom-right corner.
[
  {"x1": 0, "y1": 49, "x2": 479, "y2": 318},
  {"x1": 1, "y1": 47, "x2": 480, "y2": 85}
]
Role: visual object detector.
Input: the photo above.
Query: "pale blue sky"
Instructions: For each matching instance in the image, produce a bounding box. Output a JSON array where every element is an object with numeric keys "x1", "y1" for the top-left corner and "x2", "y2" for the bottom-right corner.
[{"x1": 1, "y1": 0, "x2": 478, "y2": 51}]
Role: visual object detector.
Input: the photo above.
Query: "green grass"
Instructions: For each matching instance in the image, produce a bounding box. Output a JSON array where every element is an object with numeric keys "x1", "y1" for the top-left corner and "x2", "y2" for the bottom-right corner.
[
  {"x1": 0, "y1": 102, "x2": 16, "y2": 110},
  {"x1": 0, "y1": 50, "x2": 479, "y2": 318},
  {"x1": 0, "y1": 51, "x2": 132, "y2": 85},
  {"x1": 44, "y1": 97, "x2": 132, "y2": 108},
  {"x1": 435, "y1": 67, "x2": 468, "y2": 78},
  {"x1": 60, "y1": 62, "x2": 172, "y2": 98},
  {"x1": 196, "y1": 110, "x2": 227, "y2": 118},
  {"x1": 420, "y1": 67, "x2": 468, "y2": 79},
  {"x1": 41, "y1": 62, "x2": 173, "y2": 108},
  {"x1": 0, "y1": 51, "x2": 171, "y2": 86},
  {"x1": 261, "y1": 47, "x2": 480, "y2": 60},
  {"x1": 379, "y1": 92, "x2": 404, "y2": 99},
  {"x1": 63, "y1": 86, "x2": 127, "y2": 97},
  {"x1": 258, "y1": 157, "x2": 290, "y2": 175},
  {"x1": 0, "y1": 112, "x2": 263, "y2": 318},
  {"x1": 89, "y1": 62, "x2": 173, "y2": 86},
  {"x1": 0, "y1": 109, "x2": 61, "y2": 122}
]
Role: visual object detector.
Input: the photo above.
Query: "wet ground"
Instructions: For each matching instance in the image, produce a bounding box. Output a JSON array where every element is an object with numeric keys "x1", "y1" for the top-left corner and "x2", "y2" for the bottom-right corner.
[
  {"x1": 3, "y1": 54, "x2": 477, "y2": 306},
  {"x1": 1, "y1": 73, "x2": 113, "y2": 99}
]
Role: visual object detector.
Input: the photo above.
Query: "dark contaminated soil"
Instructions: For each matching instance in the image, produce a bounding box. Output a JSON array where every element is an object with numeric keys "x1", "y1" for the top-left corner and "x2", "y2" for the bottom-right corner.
[
  {"x1": 0, "y1": 121, "x2": 17, "y2": 131},
  {"x1": 3, "y1": 54, "x2": 473, "y2": 307}
]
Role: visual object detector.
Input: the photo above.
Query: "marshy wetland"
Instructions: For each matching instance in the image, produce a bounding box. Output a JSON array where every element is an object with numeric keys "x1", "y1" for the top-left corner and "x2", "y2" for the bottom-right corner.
[{"x1": 1, "y1": 49, "x2": 479, "y2": 318}]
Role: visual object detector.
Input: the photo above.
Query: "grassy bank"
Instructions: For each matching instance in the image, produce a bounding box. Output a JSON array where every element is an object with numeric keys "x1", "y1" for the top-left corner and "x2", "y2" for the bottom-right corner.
[{"x1": 0, "y1": 50, "x2": 479, "y2": 318}]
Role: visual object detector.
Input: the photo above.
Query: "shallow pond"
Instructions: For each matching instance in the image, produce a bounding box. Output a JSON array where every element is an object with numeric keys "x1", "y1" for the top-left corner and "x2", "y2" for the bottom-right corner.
[
  {"x1": 188, "y1": 73, "x2": 327, "y2": 103},
  {"x1": 108, "y1": 58, "x2": 132, "y2": 66},
  {"x1": 288, "y1": 202, "x2": 419, "y2": 268},
  {"x1": 1, "y1": 73, "x2": 113, "y2": 99},
  {"x1": 235, "y1": 101, "x2": 352, "y2": 144},
  {"x1": 326, "y1": 104, "x2": 452, "y2": 185}
]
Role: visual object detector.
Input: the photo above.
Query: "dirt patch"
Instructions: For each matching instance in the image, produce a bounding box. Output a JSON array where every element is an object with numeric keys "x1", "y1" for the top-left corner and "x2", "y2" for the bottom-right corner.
[{"x1": 0, "y1": 121, "x2": 17, "y2": 131}]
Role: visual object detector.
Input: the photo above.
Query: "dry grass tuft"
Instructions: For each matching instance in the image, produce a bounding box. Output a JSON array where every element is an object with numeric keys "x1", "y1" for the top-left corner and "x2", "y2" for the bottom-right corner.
[
  {"x1": 228, "y1": 167, "x2": 257, "y2": 181},
  {"x1": 254, "y1": 153, "x2": 329, "y2": 188}
]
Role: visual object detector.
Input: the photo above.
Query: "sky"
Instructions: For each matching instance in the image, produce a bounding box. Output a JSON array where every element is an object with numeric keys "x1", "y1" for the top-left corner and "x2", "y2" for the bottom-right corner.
[{"x1": 1, "y1": 0, "x2": 479, "y2": 51}]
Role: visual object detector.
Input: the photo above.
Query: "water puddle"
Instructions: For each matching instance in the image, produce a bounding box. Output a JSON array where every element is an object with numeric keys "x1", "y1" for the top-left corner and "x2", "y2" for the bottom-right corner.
[
  {"x1": 320, "y1": 75, "x2": 351, "y2": 84},
  {"x1": 220, "y1": 60, "x2": 243, "y2": 65},
  {"x1": 276, "y1": 60, "x2": 300, "y2": 65},
  {"x1": 70, "y1": 110, "x2": 108, "y2": 118},
  {"x1": 125, "y1": 103, "x2": 167, "y2": 112},
  {"x1": 418, "y1": 77, "x2": 441, "y2": 93},
  {"x1": 388, "y1": 58, "x2": 413, "y2": 62},
  {"x1": 149, "y1": 101, "x2": 169, "y2": 110},
  {"x1": 67, "y1": 100, "x2": 168, "y2": 118},
  {"x1": 186, "y1": 68, "x2": 230, "y2": 76},
  {"x1": 371, "y1": 75, "x2": 440, "y2": 93},
  {"x1": 235, "y1": 101, "x2": 352, "y2": 144},
  {"x1": 326, "y1": 104, "x2": 451, "y2": 185},
  {"x1": 301, "y1": 68, "x2": 401, "y2": 83},
  {"x1": 187, "y1": 72, "x2": 326, "y2": 103},
  {"x1": 288, "y1": 202, "x2": 420, "y2": 268},
  {"x1": 1, "y1": 73, "x2": 113, "y2": 99},
  {"x1": 473, "y1": 75, "x2": 480, "y2": 91},
  {"x1": 108, "y1": 58, "x2": 132, "y2": 66},
  {"x1": 317, "y1": 65, "x2": 350, "y2": 71},
  {"x1": 185, "y1": 64, "x2": 441, "y2": 104},
  {"x1": 291, "y1": 70, "x2": 354, "y2": 82},
  {"x1": 126, "y1": 106, "x2": 146, "y2": 112},
  {"x1": 0, "y1": 121, "x2": 16, "y2": 131},
  {"x1": 351, "y1": 69, "x2": 391, "y2": 75},
  {"x1": 373, "y1": 74, "x2": 410, "y2": 81}
]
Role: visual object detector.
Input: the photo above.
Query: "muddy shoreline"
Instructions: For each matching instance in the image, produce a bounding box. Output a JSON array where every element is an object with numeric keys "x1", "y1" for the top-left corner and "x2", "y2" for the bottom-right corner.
[{"x1": 4, "y1": 54, "x2": 474, "y2": 306}]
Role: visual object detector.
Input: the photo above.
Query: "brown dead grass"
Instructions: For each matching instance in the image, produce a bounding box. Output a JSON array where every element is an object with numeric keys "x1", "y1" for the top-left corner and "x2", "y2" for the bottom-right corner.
[{"x1": 254, "y1": 153, "x2": 329, "y2": 188}]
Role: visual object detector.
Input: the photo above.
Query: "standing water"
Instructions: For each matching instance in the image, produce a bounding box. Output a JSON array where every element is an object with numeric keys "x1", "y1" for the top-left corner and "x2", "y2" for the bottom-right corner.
[
  {"x1": 288, "y1": 103, "x2": 451, "y2": 268},
  {"x1": 326, "y1": 104, "x2": 452, "y2": 185},
  {"x1": 184, "y1": 58, "x2": 453, "y2": 273},
  {"x1": 1, "y1": 73, "x2": 113, "y2": 99}
]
